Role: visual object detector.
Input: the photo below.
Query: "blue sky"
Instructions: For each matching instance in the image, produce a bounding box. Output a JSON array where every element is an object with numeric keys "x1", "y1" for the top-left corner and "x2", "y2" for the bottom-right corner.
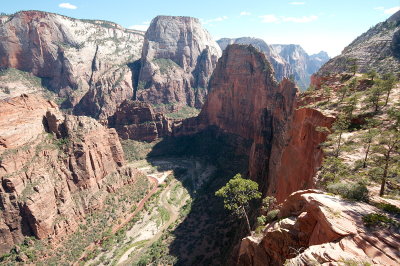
[{"x1": 1, "y1": 0, "x2": 399, "y2": 56}]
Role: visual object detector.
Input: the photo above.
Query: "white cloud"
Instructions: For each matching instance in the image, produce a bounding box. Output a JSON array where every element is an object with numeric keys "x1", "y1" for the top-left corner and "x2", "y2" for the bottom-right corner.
[
  {"x1": 128, "y1": 21, "x2": 150, "y2": 31},
  {"x1": 374, "y1": 6, "x2": 400, "y2": 14},
  {"x1": 240, "y1": 11, "x2": 251, "y2": 16},
  {"x1": 201, "y1": 16, "x2": 228, "y2": 25},
  {"x1": 384, "y1": 6, "x2": 400, "y2": 14},
  {"x1": 260, "y1": 14, "x2": 279, "y2": 23},
  {"x1": 289, "y1": 2, "x2": 305, "y2": 5},
  {"x1": 59, "y1": 3, "x2": 77, "y2": 10},
  {"x1": 282, "y1": 15, "x2": 318, "y2": 23},
  {"x1": 260, "y1": 14, "x2": 317, "y2": 23}
]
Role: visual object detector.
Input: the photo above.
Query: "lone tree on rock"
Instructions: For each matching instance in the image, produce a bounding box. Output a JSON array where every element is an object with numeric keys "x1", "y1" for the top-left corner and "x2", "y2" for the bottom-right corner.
[{"x1": 215, "y1": 174, "x2": 261, "y2": 235}]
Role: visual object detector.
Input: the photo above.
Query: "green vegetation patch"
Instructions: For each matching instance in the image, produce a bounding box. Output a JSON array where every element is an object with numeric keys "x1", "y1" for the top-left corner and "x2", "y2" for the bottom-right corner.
[
  {"x1": 153, "y1": 58, "x2": 181, "y2": 74},
  {"x1": 362, "y1": 213, "x2": 399, "y2": 228}
]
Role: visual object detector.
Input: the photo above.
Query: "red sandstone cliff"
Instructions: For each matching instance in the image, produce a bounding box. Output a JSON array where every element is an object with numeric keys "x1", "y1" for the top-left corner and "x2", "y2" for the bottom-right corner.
[
  {"x1": 0, "y1": 95, "x2": 140, "y2": 254},
  {"x1": 175, "y1": 44, "x2": 333, "y2": 200}
]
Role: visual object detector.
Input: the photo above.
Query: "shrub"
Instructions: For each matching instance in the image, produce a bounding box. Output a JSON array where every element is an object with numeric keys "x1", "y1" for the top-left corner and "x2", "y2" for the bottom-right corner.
[
  {"x1": 362, "y1": 213, "x2": 398, "y2": 228},
  {"x1": 373, "y1": 202, "x2": 400, "y2": 215},
  {"x1": 256, "y1": 215, "x2": 266, "y2": 227},
  {"x1": 327, "y1": 181, "x2": 369, "y2": 202},
  {"x1": 265, "y1": 210, "x2": 279, "y2": 223}
]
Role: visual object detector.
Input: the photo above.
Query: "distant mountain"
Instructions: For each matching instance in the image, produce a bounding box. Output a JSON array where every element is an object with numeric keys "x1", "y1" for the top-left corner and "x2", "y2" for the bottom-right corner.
[
  {"x1": 217, "y1": 38, "x2": 329, "y2": 90},
  {"x1": 271, "y1": 44, "x2": 330, "y2": 90},
  {"x1": 318, "y1": 10, "x2": 400, "y2": 75},
  {"x1": 217, "y1": 37, "x2": 292, "y2": 82}
]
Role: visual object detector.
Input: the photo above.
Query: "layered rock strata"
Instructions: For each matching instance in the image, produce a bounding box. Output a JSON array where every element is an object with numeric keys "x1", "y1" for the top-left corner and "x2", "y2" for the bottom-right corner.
[
  {"x1": 0, "y1": 95, "x2": 139, "y2": 254},
  {"x1": 108, "y1": 100, "x2": 172, "y2": 142},
  {"x1": 0, "y1": 11, "x2": 144, "y2": 119},
  {"x1": 136, "y1": 15, "x2": 222, "y2": 110}
]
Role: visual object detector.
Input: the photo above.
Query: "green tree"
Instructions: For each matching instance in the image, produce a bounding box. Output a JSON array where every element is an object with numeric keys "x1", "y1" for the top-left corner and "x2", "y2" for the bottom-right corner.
[
  {"x1": 388, "y1": 106, "x2": 400, "y2": 130},
  {"x1": 215, "y1": 174, "x2": 262, "y2": 235},
  {"x1": 382, "y1": 73, "x2": 397, "y2": 106},
  {"x1": 319, "y1": 157, "x2": 349, "y2": 187},
  {"x1": 365, "y1": 81, "x2": 384, "y2": 113},
  {"x1": 332, "y1": 115, "x2": 350, "y2": 157},
  {"x1": 360, "y1": 118, "x2": 380, "y2": 168},
  {"x1": 338, "y1": 86, "x2": 349, "y2": 103},
  {"x1": 367, "y1": 69, "x2": 378, "y2": 82},
  {"x1": 372, "y1": 130, "x2": 400, "y2": 196},
  {"x1": 343, "y1": 94, "x2": 358, "y2": 119},
  {"x1": 322, "y1": 85, "x2": 332, "y2": 101},
  {"x1": 348, "y1": 58, "x2": 358, "y2": 76}
]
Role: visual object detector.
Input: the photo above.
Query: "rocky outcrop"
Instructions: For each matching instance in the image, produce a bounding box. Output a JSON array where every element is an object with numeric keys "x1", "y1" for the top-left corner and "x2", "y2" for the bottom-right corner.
[
  {"x1": 136, "y1": 15, "x2": 222, "y2": 111},
  {"x1": 271, "y1": 44, "x2": 329, "y2": 90},
  {"x1": 317, "y1": 10, "x2": 400, "y2": 75},
  {"x1": 0, "y1": 11, "x2": 144, "y2": 119},
  {"x1": 108, "y1": 100, "x2": 172, "y2": 141},
  {"x1": 0, "y1": 95, "x2": 140, "y2": 254},
  {"x1": 217, "y1": 37, "x2": 293, "y2": 82},
  {"x1": 236, "y1": 190, "x2": 400, "y2": 265}
]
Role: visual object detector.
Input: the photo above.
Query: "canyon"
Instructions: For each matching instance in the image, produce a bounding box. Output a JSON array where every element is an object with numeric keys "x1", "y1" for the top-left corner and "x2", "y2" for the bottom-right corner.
[{"x1": 0, "y1": 8, "x2": 399, "y2": 266}]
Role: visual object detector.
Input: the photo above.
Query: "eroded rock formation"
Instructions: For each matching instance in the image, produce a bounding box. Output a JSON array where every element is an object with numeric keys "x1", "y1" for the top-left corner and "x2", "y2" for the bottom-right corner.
[
  {"x1": 0, "y1": 95, "x2": 140, "y2": 254},
  {"x1": 0, "y1": 11, "x2": 144, "y2": 119},
  {"x1": 108, "y1": 100, "x2": 172, "y2": 142},
  {"x1": 136, "y1": 15, "x2": 222, "y2": 111},
  {"x1": 236, "y1": 190, "x2": 400, "y2": 265}
]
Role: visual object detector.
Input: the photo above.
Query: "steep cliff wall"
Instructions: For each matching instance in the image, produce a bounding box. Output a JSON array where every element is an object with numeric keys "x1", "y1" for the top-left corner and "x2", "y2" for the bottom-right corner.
[
  {"x1": 0, "y1": 95, "x2": 140, "y2": 254},
  {"x1": 269, "y1": 108, "x2": 335, "y2": 202},
  {"x1": 136, "y1": 16, "x2": 222, "y2": 110},
  {"x1": 0, "y1": 11, "x2": 144, "y2": 119},
  {"x1": 174, "y1": 44, "x2": 334, "y2": 200}
]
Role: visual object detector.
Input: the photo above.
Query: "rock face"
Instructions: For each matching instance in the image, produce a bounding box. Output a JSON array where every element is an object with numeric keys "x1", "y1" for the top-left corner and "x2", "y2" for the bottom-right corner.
[
  {"x1": 136, "y1": 16, "x2": 222, "y2": 111},
  {"x1": 271, "y1": 44, "x2": 330, "y2": 90},
  {"x1": 0, "y1": 11, "x2": 144, "y2": 119},
  {"x1": 318, "y1": 10, "x2": 400, "y2": 75},
  {"x1": 236, "y1": 190, "x2": 400, "y2": 265},
  {"x1": 269, "y1": 108, "x2": 335, "y2": 202},
  {"x1": 174, "y1": 45, "x2": 283, "y2": 190},
  {"x1": 217, "y1": 37, "x2": 293, "y2": 82},
  {"x1": 175, "y1": 44, "x2": 333, "y2": 199},
  {"x1": 108, "y1": 100, "x2": 172, "y2": 142},
  {"x1": 0, "y1": 95, "x2": 139, "y2": 254}
]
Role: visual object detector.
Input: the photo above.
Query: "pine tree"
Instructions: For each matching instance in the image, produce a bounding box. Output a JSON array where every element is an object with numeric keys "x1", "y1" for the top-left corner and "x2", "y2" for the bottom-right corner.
[{"x1": 215, "y1": 174, "x2": 261, "y2": 235}]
